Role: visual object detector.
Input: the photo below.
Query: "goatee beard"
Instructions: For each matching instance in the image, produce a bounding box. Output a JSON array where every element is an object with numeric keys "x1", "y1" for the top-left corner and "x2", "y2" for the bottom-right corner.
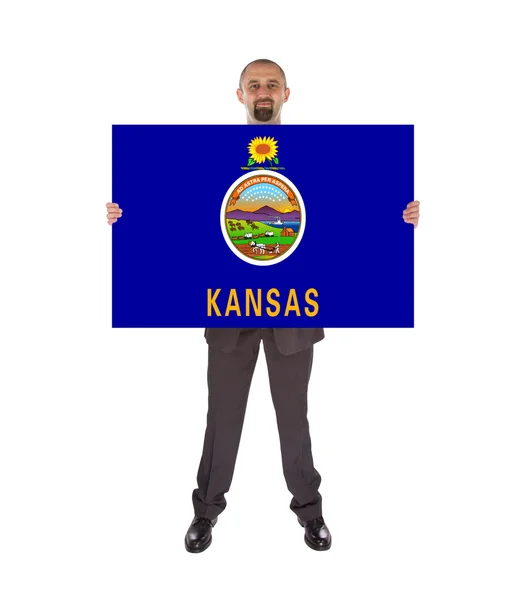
[{"x1": 254, "y1": 106, "x2": 274, "y2": 122}]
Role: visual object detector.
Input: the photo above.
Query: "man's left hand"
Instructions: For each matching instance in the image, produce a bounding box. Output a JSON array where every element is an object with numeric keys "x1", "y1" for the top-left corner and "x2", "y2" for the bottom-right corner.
[{"x1": 403, "y1": 200, "x2": 420, "y2": 228}]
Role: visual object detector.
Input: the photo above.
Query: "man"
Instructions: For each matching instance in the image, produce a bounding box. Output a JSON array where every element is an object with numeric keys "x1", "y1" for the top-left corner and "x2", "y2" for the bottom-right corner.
[{"x1": 106, "y1": 59, "x2": 420, "y2": 553}]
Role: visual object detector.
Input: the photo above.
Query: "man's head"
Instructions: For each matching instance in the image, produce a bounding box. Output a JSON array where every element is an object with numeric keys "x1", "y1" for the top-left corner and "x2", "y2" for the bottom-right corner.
[{"x1": 237, "y1": 59, "x2": 290, "y2": 124}]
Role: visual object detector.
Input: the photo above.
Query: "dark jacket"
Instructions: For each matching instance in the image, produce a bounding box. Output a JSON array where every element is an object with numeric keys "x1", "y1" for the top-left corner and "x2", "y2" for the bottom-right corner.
[{"x1": 204, "y1": 328, "x2": 325, "y2": 356}]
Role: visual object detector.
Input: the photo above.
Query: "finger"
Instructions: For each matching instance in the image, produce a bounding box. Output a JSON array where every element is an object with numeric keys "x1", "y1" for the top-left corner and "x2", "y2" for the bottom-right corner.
[
  {"x1": 107, "y1": 218, "x2": 117, "y2": 225},
  {"x1": 106, "y1": 203, "x2": 120, "y2": 208},
  {"x1": 107, "y1": 209, "x2": 122, "y2": 216},
  {"x1": 404, "y1": 217, "x2": 418, "y2": 225},
  {"x1": 403, "y1": 207, "x2": 419, "y2": 216},
  {"x1": 406, "y1": 200, "x2": 420, "y2": 207}
]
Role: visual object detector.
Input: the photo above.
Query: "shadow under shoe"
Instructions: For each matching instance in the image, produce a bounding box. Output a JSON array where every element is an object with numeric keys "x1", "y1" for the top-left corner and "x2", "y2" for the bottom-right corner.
[
  {"x1": 298, "y1": 516, "x2": 332, "y2": 551},
  {"x1": 185, "y1": 516, "x2": 218, "y2": 553}
]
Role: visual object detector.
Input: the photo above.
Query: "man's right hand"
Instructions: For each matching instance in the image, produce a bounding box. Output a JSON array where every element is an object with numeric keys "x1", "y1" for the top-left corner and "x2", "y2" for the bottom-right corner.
[{"x1": 106, "y1": 203, "x2": 123, "y2": 225}]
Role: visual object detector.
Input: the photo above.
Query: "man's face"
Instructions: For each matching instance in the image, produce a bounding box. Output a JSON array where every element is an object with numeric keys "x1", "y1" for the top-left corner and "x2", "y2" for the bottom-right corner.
[{"x1": 237, "y1": 64, "x2": 290, "y2": 124}]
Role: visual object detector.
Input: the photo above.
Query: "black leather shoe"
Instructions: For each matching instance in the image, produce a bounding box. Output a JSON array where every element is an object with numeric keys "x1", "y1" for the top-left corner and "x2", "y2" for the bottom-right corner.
[
  {"x1": 184, "y1": 516, "x2": 218, "y2": 553},
  {"x1": 298, "y1": 516, "x2": 332, "y2": 550}
]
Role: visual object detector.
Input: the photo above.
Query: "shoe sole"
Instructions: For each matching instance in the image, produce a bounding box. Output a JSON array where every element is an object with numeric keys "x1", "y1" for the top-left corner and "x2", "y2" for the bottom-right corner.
[
  {"x1": 304, "y1": 534, "x2": 331, "y2": 551},
  {"x1": 185, "y1": 536, "x2": 212, "y2": 553}
]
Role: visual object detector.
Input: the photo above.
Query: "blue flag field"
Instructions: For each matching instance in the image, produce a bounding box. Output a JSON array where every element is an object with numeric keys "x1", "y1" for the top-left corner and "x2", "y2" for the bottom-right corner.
[{"x1": 112, "y1": 124, "x2": 414, "y2": 327}]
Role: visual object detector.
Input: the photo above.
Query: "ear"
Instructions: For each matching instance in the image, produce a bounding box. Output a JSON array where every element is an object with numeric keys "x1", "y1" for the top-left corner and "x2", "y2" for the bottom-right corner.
[
  {"x1": 236, "y1": 88, "x2": 245, "y2": 105},
  {"x1": 283, "y1": 88, "x2": 290, "y2": 103}
]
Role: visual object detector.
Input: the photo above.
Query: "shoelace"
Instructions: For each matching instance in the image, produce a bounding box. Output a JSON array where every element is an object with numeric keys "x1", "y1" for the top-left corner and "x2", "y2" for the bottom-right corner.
[{"x1": 307, "y1": 517, "x2": 325, "y2": 529}]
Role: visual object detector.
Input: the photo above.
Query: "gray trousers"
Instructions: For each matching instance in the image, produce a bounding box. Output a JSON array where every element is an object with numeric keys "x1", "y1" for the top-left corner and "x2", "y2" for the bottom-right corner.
[{"x1": 192, "y1": 328, "x2": 323, "y2": 521}]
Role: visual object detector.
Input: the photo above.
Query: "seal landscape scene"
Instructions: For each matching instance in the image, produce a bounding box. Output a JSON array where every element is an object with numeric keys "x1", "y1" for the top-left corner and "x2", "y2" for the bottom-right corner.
[{"x1": 224, "y1": 175, "x2": 302, "y2": 262}]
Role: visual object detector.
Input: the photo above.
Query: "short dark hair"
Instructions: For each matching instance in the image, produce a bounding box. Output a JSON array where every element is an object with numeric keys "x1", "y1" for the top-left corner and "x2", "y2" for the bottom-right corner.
[{"x1": 239, "y1": 59, "x2": 288, "y2": 92}]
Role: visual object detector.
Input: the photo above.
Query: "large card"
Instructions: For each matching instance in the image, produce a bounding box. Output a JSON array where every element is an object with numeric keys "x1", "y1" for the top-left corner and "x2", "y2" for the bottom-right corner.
[{"x1": 112, "y1": 125, "x2": 414, "y2": 327}]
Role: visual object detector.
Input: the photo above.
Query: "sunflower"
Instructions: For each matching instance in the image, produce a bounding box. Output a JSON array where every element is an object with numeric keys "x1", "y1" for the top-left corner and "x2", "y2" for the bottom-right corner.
[{"x1": 248, "y1": 136, "x2": 278, "y2": 164}]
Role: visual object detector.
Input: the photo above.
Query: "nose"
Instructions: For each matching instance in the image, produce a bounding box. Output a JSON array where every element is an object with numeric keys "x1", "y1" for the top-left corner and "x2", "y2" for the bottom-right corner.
[{"x1": 257, "y1": 90, "x2": 273, "y2": 99}]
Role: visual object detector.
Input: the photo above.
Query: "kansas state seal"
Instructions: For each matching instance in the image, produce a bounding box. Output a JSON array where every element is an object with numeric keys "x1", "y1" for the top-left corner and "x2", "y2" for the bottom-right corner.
[{"x1": 221, "y1": 171, "x2": 305, "y2": 266}]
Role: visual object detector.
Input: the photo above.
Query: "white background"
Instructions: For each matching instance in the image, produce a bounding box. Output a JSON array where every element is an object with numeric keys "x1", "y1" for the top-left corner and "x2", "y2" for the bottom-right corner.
[{"x1": 1, "y1": 1, "x2": 525, "y2": 598}]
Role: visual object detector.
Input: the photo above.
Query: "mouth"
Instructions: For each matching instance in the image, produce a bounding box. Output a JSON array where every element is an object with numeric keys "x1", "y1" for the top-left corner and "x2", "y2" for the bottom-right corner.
[{"x1": 256, "y1": 102, "x2": 272, "y2": 107}]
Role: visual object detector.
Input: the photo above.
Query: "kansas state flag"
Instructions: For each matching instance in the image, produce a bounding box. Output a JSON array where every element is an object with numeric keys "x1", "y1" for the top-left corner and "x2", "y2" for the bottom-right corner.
[{"x1": 112, "y1": 124, "x2": 414, "y2": 327}]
